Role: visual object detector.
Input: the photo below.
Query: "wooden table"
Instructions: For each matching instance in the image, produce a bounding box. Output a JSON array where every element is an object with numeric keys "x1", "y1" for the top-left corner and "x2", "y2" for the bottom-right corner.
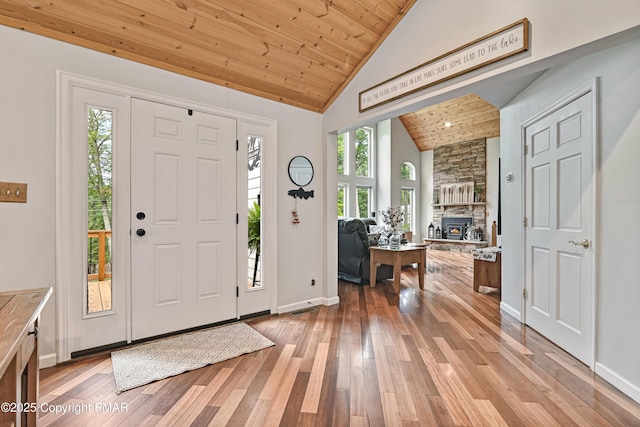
[
  {"x1": 369, "y1": 246, "x2": 426, "y2": 294},
  {"x1": 0, "y1": 287, "x2": 52, "y2": 427}
]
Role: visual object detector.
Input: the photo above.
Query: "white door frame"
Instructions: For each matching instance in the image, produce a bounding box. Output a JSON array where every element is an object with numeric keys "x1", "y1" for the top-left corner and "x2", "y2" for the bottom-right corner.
[
  {"x1": 520, "y1": 79, "x2": 598, "y2": 370},
  {"x1": 56, "y1": 72, "x2": 278, "y2": 362}
]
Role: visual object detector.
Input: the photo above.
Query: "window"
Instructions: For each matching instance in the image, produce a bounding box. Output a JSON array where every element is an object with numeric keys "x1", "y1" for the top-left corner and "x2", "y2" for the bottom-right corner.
[
  {"x1": 355, "y1": 127, "x2": 372, "y2": 177},
  {"x1": 400, "y1": 188, "x2": 415, "y2": 231},
  {"x1": 337, "y1": 127, "x2": 375, "y2": 218},
  {"x1": 87, "y1": 107, "x2": 113, "y2": 314},
  {"x1": 247, "y1": 135, "x2": 262, "y2": 289},
  {"x1": 401, "y1": 162, "x2": 416, "y2": 180},
  {"x1": 338, "y1": 183, "x2": 347, "y2": 217},
  {"x1": 337, "y1": 132, "x2": 347, "y2": 175},
  {"x1": 356, "y1": 186, "x2": 371, "y2": 218}
]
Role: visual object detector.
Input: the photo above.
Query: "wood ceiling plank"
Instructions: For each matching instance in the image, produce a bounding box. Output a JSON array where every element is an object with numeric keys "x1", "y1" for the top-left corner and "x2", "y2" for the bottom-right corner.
[
  {"x1": 181, "y1": 1, "x2": 358, "y2": 72},
  {"x1": 0, "y1": 1, "x2": 329, "y2": 110},
  {"x1": 352, "y1": 0, "x2": 397, "y2": 23},
  {"x1": 137, "y1": 0, "x2": 358, "y2": 73},
  {"x1": 215, "y1": 0, "x2": 370, "y2": 56},
  {"x1": 30, "y1": 0, "x2": 345, "y2": 90}
]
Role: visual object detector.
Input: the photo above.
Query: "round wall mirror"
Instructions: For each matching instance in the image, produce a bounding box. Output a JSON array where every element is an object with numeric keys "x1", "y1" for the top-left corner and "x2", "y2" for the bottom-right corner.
[{"x1": 288, "y1": 156, "x2": 314, "y2": 187}]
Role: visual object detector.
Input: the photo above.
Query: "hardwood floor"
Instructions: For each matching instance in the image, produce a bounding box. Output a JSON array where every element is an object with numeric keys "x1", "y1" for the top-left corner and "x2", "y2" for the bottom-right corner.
[{"x1": 39, "y1": 250, "x2": 640, "y2": 426}]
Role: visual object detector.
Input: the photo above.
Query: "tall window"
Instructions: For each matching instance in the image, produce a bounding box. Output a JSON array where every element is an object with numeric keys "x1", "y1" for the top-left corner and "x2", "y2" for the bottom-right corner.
[
  {"x1": 247, "y1": 136, "x2": 262, "y2": 289},
  {"x1": 356, "y1": 186, "x2": 371, "y2": 218},
  {"x1": 400, "y1": 188, "x2": 414, "y2": 231},
  {"x1": 87, "y1": 107, "x2": 113, "y2": 313},
  {"x1": 337, "y1": 127, "x2": 375, "y2": 218}
]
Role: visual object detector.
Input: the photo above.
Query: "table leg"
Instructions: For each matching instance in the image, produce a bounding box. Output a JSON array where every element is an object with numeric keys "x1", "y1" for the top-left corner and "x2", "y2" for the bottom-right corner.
[
  {"x1": 392, "y1": 254, "x2": 401, "y2": 294},
  {"x1": 370, "y1": 254, "x2": 377, "y2": 288}
]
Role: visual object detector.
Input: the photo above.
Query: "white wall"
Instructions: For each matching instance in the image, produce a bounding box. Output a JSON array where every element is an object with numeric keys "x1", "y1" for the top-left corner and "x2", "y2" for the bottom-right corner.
[
  {"x1": 390, "y1": 118, "x2": 421, "y2": 241},
  {"x1": 323, "y1": 0, "x2": 640, "y2": 133},
  {"x1": 500, "y1": 38, "x2": 640, "y2": 401},
  {"x1": 0, "y1": 25, "x2": 325, "y2": 363}
]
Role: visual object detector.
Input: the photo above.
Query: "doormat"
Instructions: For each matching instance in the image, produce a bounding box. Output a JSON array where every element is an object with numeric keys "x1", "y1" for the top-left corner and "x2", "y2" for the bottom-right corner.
[{"x1": 111, "y1": 322, "x2": 274, "y2": 393}]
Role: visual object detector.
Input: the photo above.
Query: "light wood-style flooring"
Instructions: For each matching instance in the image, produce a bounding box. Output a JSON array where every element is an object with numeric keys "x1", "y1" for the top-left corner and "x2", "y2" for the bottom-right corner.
[{"x1": 39, "y1": 250, "x2": 640, "y2": 426}]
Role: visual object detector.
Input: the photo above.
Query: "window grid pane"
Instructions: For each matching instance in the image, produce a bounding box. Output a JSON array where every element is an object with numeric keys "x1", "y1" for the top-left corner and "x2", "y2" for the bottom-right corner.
[
  {"x1": 338, "y1": 184, "x2": 347, "y2": 217},
  {"x1": 338, "y1": 132, "x2": 347, "y2": 175},
  {"x1": 356, "y1": 186, "x2": 371, "y2": 218},
  {"x1": 401, "y1": 188, "x2": 414, "y2": 231},
  {"x1": 355, "y1": 128, "x2": 371, "y2": 178}
]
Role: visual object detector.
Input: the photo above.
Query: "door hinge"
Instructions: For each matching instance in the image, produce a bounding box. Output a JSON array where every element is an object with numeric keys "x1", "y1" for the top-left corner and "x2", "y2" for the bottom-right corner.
[
  {"x1": 524, "y1": 144, "x2": 528, "y2": 155},
  {"x1": 523, "y1": 288, "x2": 528, "y2": 300},
  {"x1": 236, "y1": 213, "x2": 239, "y2": 224},
  {"x1": 523, "y1": 217, "x2": 527, "y2": 227},
  {"x1": 236, "y1": 139, "x2": 239, "y2": 151},
  {"x1": 236, "y1": 286, "x2": 239, "y2": 298}
]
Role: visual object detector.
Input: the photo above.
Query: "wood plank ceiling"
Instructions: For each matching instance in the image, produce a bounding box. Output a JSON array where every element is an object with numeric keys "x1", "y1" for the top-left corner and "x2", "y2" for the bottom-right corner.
[
  {"x1": 0, "y1": 0, "x2": 416, "y2": 112},
  {"x1": 399, "y1": 94, "x2": 500, "y2": 151}
]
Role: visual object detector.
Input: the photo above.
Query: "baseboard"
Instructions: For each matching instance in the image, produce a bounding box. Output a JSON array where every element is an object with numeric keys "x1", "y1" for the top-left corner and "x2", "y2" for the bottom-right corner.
[
  {"x1": 499, "y1": 301, "x2": 521, "y2": 321},
  {"x1": 278, "y1": 296, "x2": 340, "y2": 314},
  {"x1": 596, "y1": 362, "x2": 640, "y2": 404},
  {"x1": 40, "y1": 352, "x2": 57, "y2": 369}
]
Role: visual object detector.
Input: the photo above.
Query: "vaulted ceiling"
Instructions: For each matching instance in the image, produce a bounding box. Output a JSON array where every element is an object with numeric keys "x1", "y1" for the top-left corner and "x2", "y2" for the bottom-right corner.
[
  {"x1": 399, "y1": 94, "x2": 500, "y2": 151},
  {"x1": 0, "y1": 0, "x2": 416, "y2": 112}
]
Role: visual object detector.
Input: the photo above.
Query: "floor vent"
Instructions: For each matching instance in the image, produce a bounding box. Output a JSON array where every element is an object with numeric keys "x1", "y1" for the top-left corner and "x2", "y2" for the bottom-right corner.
[{"x1": 289, "y1": 307, "x2": 317, "y2": 316}]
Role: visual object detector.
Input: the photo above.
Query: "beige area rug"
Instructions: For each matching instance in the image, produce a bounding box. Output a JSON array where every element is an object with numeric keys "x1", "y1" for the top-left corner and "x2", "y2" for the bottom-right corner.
[{"x1": 111, "y1": 322, "x2": 274, "y2": 393}]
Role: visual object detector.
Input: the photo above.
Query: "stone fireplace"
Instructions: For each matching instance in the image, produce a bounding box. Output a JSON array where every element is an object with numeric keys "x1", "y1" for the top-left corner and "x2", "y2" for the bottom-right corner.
[{"x1": 432, "y1": 138, "x2": 487, "y2": 240}]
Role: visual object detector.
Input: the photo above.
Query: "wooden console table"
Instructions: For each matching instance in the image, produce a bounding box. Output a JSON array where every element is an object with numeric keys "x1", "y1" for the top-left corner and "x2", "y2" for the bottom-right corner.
[
  {"x1": 0, "y1": 288, "x2": 52, "y2": 427},
  {"x1": 369, "y1": 246, "x2": 426, "y2": 294}
]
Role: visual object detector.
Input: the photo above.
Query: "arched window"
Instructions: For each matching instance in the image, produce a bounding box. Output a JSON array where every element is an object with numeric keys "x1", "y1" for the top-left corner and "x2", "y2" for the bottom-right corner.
[{"x1": 401, "y1": 162, "x2": 416, "y2": 180}]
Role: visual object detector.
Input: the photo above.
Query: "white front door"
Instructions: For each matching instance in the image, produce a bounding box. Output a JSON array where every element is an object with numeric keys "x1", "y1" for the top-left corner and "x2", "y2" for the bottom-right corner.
[
  {"x1": 524, "y1": 90, "x2": 594, "y2": 365},
  {"x1": 131, "y1": 99, "x2": 237, "y2": 340}
]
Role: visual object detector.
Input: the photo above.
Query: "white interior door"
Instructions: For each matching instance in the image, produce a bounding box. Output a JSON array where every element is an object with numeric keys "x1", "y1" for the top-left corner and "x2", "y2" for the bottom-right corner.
[
  {"x1": 524, "y1": 90, "x2": 594, "y2": 365},
  {"x1": 131, "y1": 99, "x2": 237, "y2": 340}
]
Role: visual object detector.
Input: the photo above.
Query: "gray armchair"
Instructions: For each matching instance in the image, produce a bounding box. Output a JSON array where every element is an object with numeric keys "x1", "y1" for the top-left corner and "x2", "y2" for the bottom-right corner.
[{"x1": 338, "y1": 218, "x2": 393, "y2": 284}]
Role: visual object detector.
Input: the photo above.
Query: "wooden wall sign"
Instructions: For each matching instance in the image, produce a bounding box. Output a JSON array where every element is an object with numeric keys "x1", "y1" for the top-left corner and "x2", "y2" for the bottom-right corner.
[{"x1": 359, "y1": 18, "x2": 529, "y2": 112}]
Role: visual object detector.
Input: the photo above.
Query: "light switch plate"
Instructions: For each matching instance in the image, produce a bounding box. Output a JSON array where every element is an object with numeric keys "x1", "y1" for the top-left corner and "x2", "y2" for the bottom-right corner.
[{"x1": 0, "y1": 182, "x2": 28, "y2": 203}]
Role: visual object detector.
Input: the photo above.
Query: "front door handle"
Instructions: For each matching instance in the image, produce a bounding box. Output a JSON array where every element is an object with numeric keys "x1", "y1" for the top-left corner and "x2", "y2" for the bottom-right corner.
[
  {"x1": 136, "y1": 228, "x2": 146, "y2": 237},
  {"x1": 569, "y1": 239, "x2": 590, "y2": 248}
]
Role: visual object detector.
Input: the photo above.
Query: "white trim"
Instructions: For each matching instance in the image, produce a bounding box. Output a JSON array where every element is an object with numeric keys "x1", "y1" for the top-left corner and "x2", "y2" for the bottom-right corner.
[
  {"x1": 499, "y1": 302, "x2": 521, "y2": 321},
  {"x1": 520, "y1": 79, "x2": 598, "y2": 370},
  {"x1": 278, "y1": 297, "x2": 340, "y2": 314},
  {"x1": 39, "y1": 353, "x2": 58, "y2": 369},
  {"x1": 595, "y1": 362, "x2": 640, "y2": 405}
]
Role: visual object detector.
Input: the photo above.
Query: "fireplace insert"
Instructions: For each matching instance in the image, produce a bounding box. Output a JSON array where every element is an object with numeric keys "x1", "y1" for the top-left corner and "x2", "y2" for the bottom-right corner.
[{"x1": 441, "y1": 217, "x2": 473, "y2": 240}]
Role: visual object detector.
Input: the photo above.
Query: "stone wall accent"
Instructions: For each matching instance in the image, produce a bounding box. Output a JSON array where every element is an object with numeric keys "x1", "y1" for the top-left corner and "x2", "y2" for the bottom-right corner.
[{"x1": 433, "y1": 138, "x2": 487, "y2": 238}]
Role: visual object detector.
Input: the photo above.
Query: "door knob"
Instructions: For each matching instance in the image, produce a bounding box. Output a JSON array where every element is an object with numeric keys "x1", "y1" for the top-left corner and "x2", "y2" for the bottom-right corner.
[
  {"x1": 136, "y1": 212, "x2": 146, "y2": 220},
  {"x1": 569, "y1": 239, "x2": 590, "y2": 248},
  {"x1": 136, "y1": 228, "x2": 146, "y2": 237}
]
